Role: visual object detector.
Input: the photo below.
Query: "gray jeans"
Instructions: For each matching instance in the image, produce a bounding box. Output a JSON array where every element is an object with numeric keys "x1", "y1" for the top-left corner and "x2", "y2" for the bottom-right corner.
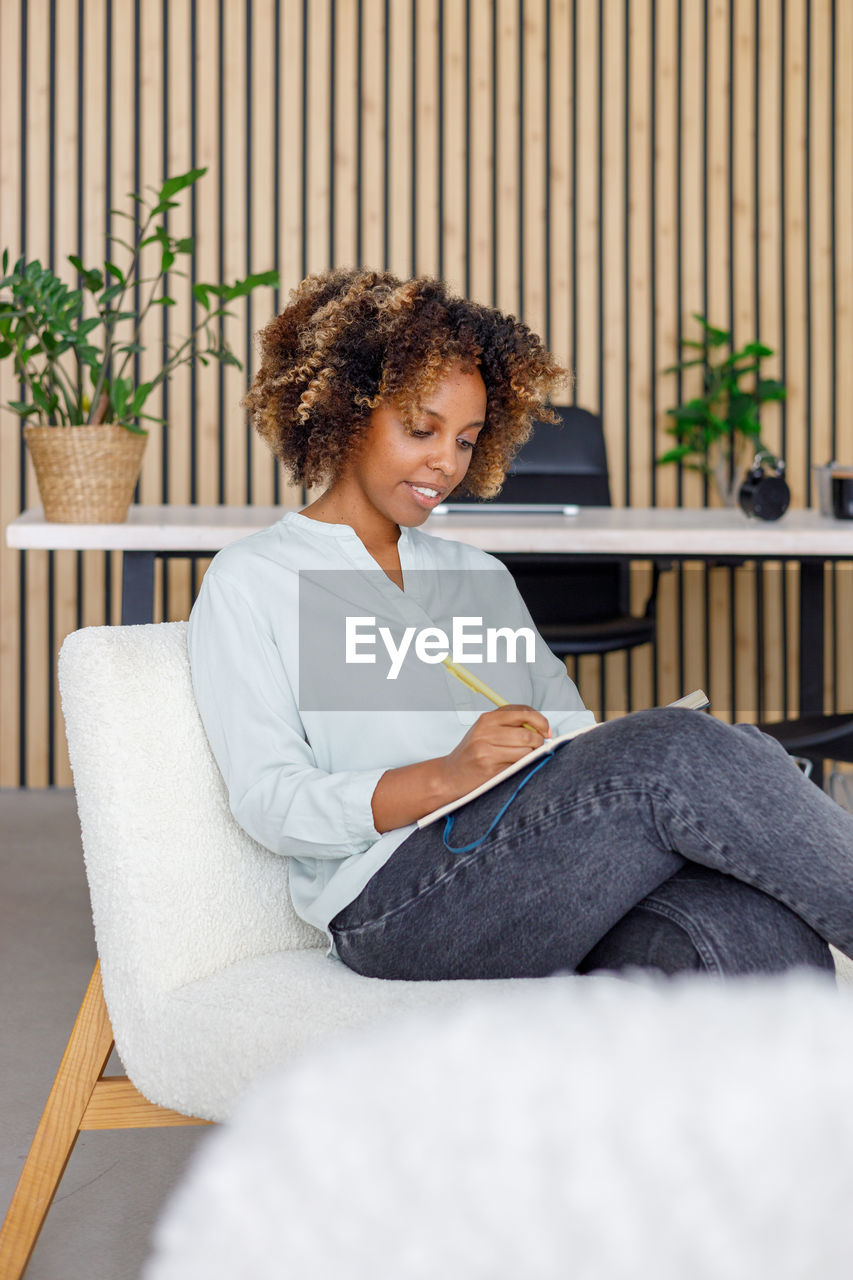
[{"x1": 330, "y1": 709, "x2": 844, "y2": 980}]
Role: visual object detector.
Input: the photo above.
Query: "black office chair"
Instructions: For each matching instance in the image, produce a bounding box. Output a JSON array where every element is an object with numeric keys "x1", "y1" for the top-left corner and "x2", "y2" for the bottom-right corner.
[
  {"x1": 446, "y1": 405, "x2": 668, "y2": 658},
  {"x1": 756, "y1": 714, "x2": 853, "y2": 788}
]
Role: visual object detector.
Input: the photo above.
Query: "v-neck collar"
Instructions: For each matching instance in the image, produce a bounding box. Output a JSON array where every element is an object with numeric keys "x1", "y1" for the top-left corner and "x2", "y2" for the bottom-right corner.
[{"x1": 280, "y1": 509, "x2": 418, "y2": 589}]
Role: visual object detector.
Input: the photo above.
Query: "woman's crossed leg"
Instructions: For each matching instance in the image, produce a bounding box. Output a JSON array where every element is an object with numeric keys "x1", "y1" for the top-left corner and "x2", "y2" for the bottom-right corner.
[{"x1": 331, "y1": 709, "x2": 847, "y2": 981}]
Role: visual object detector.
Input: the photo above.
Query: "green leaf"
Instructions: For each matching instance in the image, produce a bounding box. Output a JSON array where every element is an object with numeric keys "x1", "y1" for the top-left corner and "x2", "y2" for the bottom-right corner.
[
  {"x1": 138, "y1": 412, "x2": 167, "y2": 424},
  {"x1": 727, "y1": 392, "x2": 755, "y2": 423},
  {"x1": 129, "y1": 381, "x2": 153, "y2": 413},
  {"x1": 112, "y1": 376, "x2": 132, "y2": 418},
  {"x1": 104, "y1": 260, "x2": 126, "y2": 285},
  {"x1": 153, "y1": 296, "x2": 177, "y2": 306},
  {"x1": 691, "y1": 314, "x2": 731, "y2": 345},
  {"x1": 658, "y1": 445, "x2": 693, "y2": 464},
  {"x1": 175, "y1": 237, "x2": 195, "y2": 254},
  {"x1": 662, "y1": 358, "x2": 706, "y2": 374},
  {"x1": 219, "y1": 269, "x2": 280, "y2": 301},
  {"x1": 117, "y1": 420, "x2": 149, "y2": 436},
  {"x1": 247, "y1": 268, "x2": 280, "y2": 288},
  {"x1": 722, "y1": 356, "x2": 759, "y2": 375},
  {"x1": 31, "y1": 383, "x2": 51, "y2": 412},
  {"x1": 2, "y1": 248, "x2": 7, "y2": 274},
  {"x1": 668, "y1": 401, "x2": 709, "y2": 424},
  {"x1": 192, "y1": 284, "x2": 210, "y2": 308},
  {"x1": 99, "y1": 282, "x2": 126, "y2": 305},
  {"x1": 161, "y1": 249, "x2": 176, "y2": 272},
  {"x1": 8, "y1": 399, "x2": 41, "y2": 417},
  {"x1": 158, "y1": 167, "x2": 207, "y2": 202},
  {"x1": 67, "y1": 255, "x2": 104, "y2": 292}
]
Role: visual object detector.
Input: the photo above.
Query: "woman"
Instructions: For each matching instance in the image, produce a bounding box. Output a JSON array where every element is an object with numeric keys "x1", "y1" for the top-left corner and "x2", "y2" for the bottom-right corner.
[{"x1": 188, "y1": 267, "x2": 846, "y2": 981}]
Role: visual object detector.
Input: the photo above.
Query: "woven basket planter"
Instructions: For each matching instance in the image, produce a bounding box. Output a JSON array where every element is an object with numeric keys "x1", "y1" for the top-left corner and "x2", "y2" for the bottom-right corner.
[{"x1": 24, "y1": 424, "x2": 147, "y2": 523}]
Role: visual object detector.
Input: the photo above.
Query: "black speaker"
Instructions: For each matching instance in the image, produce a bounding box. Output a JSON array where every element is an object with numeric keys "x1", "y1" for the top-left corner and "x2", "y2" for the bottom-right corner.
[{"x1": 738, "y1": 453, "x2": 790, "y2": 521}]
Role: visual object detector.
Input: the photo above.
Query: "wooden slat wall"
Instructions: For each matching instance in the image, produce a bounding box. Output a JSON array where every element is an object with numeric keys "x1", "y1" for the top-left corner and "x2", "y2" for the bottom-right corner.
[{"x1": 1, "y1": 0, "x2": 851, "y2": 786}]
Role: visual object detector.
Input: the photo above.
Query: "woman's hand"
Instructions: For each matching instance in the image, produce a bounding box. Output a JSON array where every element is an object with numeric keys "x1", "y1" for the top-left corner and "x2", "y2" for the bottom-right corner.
[
  {"x1": 370, "y1": 705, "x2": 552, "y2": 833},
  {"x1": 435, "y1": 705, "x2": 552, "y2": 799}
]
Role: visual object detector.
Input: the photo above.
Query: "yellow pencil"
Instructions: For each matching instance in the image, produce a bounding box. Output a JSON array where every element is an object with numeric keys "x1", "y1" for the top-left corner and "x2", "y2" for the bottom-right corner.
[{"x1": 442, "y1": 657, "x2": 549, "y2": 737}]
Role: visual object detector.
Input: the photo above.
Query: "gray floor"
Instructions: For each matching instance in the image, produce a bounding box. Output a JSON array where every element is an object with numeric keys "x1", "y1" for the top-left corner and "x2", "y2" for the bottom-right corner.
[{"x1": 1, "y1": 789, "x2": 209, "y2": 1280}]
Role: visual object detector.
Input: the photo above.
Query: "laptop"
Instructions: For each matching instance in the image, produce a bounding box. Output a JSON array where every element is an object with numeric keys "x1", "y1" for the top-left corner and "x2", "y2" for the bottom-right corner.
[{"x1": 431, "y1": 502, "x2": 580, "y2": 516}]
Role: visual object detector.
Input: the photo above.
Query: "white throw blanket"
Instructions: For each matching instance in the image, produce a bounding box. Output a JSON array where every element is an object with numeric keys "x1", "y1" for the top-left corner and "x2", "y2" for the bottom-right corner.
[{"x1": 144, "y1": 969, "x2": 853, "y2": 1280}]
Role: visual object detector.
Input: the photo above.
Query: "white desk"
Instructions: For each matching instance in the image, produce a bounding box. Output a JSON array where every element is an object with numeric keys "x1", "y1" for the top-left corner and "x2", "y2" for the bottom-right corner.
[
  {"x1": 8, "y1": 502, "x2": 853, "y2": 556},
  {"x1": 8, "y1": 504, "x2": 853, "y2": 715}
]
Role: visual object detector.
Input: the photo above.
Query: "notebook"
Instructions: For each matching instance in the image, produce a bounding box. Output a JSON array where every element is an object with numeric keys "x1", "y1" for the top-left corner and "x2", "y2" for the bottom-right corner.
[{"x1": 416, "y1": 690, "x2": 710, "y2": 829}]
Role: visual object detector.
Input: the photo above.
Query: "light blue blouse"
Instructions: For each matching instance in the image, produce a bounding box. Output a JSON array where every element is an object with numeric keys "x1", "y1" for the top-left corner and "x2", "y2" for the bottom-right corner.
[{"x1": 186, "y1": 510, "x2": 595, "y2": 945}]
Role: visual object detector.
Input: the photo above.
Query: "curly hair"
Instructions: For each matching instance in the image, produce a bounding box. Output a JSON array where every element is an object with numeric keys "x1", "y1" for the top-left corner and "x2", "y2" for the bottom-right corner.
[{"x1": 242, "y1": 267, "x2": 572, "y2": 499}]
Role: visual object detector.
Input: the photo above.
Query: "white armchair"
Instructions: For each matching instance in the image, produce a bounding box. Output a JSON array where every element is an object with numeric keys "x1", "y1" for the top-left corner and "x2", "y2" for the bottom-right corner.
[{"x1": 0, "y1": 622, "x2": 560, "y2": 1280}]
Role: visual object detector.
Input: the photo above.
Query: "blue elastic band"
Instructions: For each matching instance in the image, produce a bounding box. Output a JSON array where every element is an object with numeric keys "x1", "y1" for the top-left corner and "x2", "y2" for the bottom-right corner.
[{"x1": 442, "y1": 748, "x2": 560, "y2": 853}]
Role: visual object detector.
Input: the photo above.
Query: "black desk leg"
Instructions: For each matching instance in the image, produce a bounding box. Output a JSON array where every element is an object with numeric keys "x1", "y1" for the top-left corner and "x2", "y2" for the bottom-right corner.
[
  {"x1": 122, "y1": 551, "x2": 156, "y2": 624},
  {"x1": 799, "y1": 559, "x2": 825, "y2": 784}
]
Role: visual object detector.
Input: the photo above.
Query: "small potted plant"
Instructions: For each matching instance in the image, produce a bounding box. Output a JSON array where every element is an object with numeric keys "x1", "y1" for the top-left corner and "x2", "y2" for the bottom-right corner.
[
  {"x1": 658, "y1": 313, "x2": 786, "y2": 507},
  {"x1": 0, "y1": 168, "x2": 278, "y2": 522}
]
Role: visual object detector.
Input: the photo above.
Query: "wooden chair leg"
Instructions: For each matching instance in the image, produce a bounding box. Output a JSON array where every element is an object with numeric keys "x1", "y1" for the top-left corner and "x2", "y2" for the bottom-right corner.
[
  {"x1": 1, "y1": 960, "x2": 214, "y2": 1280},
  {"x1": 0, "y1": 961, "x2": 115, "y2": 1280}
]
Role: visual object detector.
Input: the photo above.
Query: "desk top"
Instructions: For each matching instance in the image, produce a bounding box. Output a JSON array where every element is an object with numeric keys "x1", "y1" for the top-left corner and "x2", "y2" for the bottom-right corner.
[{"x1": 7, "y1": 503, "x2": 853, "y2": 557}]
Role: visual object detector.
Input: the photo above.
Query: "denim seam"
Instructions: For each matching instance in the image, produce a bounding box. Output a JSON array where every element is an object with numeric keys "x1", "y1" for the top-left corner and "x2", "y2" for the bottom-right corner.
[
  {"x1": 635, "y1": 898, "x2": 723, "y2": 974},
  {"x1": 337, "y1": 784, "x2": 672, "y2": 936},
  {"x1": 556, "y1": 779, "x2": 821, "y2": 925},
  {"x1": 487, "y1": 782, "x2": 666, "y2": 846},
  {"x1": 647, "y1": 797, "x2": 838, "y2": 940}
]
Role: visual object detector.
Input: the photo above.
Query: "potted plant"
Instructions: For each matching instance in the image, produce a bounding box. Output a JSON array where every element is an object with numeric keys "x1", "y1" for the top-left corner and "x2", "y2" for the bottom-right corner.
[
  {"x1": 658, "y1": 313, "x2": 786, "y2": 507},
  {"x1": 0, "y1": 168, "x2": 278, "y2": 522}
]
